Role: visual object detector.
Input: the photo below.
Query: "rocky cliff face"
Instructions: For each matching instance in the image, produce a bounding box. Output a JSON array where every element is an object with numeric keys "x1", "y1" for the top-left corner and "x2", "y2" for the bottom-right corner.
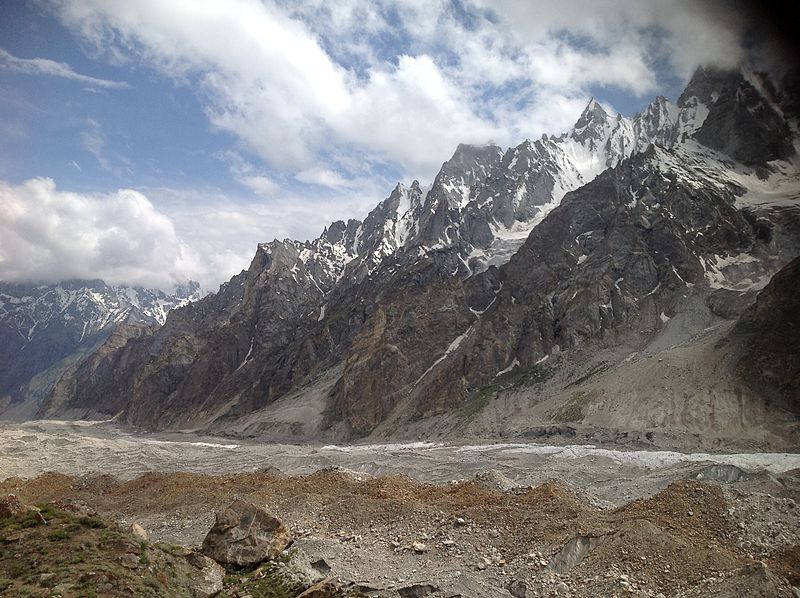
[
  {"x1": 41, "y1": 66, "x2": 800, "y2": 444},
  {"x1": 0, "y1": 280, "x2": 200, "y2": 418},
  {"x1": 729, "y1": 256, "x2": 800, "y2": 412}
]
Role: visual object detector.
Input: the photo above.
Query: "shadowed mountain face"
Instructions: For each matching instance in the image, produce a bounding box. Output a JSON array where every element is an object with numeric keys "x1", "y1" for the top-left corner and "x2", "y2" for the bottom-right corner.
[
  {"x1": 730, "y1": 256, "x2": 800, "y2": 412},
  {"x1": 35, "y1": 67, "x2": 800, "y2": 445},
  {"x1": 0, "y1": 280, "x2": 200, "y2": 419}
]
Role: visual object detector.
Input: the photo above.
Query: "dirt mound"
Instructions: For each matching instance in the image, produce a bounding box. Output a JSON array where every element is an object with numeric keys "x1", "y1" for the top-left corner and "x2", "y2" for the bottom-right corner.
[{"x1": 1, "y1": 473, "x2": 797, "y2": 597}]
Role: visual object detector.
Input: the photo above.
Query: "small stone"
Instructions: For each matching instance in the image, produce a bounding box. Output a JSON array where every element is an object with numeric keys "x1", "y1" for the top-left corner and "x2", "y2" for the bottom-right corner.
[
  {"x1": 128, "y1": 522, "x2": 148, "y2": 542},
  {"x1": 508, "y1": 579, "x2": 528, "y2": 598},
  {"x1": 454, "y1": 517, "x2": 466, "y2": 526},
  {"x1": 411, "y1": 541, "x2": 427, "y2": 553}
]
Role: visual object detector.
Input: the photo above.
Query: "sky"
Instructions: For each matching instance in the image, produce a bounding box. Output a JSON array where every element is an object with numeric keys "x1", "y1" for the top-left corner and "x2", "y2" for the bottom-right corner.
[{"x1": 0, "y1": 0, "x2": 792, "y2": 292}]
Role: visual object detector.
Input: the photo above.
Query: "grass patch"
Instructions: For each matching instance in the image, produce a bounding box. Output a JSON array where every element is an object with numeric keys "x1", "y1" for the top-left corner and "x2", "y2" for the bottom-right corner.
[
  {"x1": 550, "y1": 390, "x2": 599, "y2": 423},
  {"x1": 460, "y1": 386, "x2": 495, "y2": 419},
  {"x1": 140, "y1": 540, "x2": 150, "y2": 565},
  {"x1": 47, "y1": 529, "x2": 71, "y2": 541},
  {"x1": 564, "y1": 362, "x2": 609, "y2": 388},
  {"x1": 460, "y1": 362, "x2": 555, "y2": 419},
  {"x1": 78, "y1": 516, "x2": 106, "y2": 529}
]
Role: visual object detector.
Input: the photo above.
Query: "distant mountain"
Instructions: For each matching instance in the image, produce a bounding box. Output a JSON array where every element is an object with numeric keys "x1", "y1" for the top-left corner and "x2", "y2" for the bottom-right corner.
[
  {"x1": 36, "y1": 66, "x2": 800, "y2": 449},
  {"x1": 0, "y1": 279, "x2": 201, "y2": 418}
]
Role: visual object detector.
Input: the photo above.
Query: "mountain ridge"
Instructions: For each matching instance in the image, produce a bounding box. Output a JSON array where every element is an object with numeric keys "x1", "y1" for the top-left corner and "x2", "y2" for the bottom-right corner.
[
  {"x1": 0, "y1": 279, "x2": 202, "y2": 419},
  {"x1": 27, "y1": 65, "x2": 800, "y2": 448}
]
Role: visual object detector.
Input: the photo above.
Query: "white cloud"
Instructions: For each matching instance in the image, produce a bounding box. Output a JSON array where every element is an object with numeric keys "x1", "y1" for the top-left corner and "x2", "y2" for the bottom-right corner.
[
  {"x1": 0, "y1": 178, "x2": 188, "y2": 289},
  {"x1": 218, "y1": 150, "x2": 280, "y2": 197},
  {"x1": 9, "y1": 0, "x2": 768, "y2": 291},
  {"x1": 80, "y1": 118, "x2": 109, "y2": 170},
  {"x1": 0, "y1": 174, "x2": 394, "y2": 292},
  {"x1": 48, "y1": 0, "x2": 760, "y2": 189},
  {"x1": 295, "y1": 167, "x2": 351, "y2": 189},
  {"x1": 0, "y1": 48, "x2": 127, "y2": 89}
]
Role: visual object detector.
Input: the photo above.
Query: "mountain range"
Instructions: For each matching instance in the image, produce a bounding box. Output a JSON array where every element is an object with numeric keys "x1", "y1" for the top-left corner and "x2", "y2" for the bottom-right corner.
[
  {"x1": 0, "y1": 280, "x2": 201, "y2": 418},
  {"x1": 4, "y1": 65, "x2": 799, "y2": 449}
]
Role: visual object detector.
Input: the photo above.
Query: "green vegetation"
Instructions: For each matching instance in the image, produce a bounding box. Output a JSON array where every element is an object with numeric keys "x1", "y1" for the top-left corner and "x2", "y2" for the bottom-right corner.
[
  {"x1": 564, "y1": 362, "x2": 609, "y2": 388},
  {"x1": 223, "y1": 548, "x2": 319, "y2": 598},
  {"x1": 0, "y1": 503, "x2": 215, "y2": 597},
  {"x1": 460, "y1": 361, "x2": 555, "y2": 419},
  {"x1": 550, "y1": 389, "x2": 599, "y2": 423}
]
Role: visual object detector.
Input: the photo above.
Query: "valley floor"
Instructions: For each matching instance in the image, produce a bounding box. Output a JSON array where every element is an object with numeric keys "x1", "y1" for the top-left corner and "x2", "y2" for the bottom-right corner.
[{"x1": 1, "y1": 420, "x2": 799, "y2": 596}]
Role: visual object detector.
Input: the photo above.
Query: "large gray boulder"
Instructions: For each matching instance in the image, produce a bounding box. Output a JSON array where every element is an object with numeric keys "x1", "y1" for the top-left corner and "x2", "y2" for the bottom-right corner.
[{"x1": 202, "y1": 499, "x2": 291, "y2": 567}]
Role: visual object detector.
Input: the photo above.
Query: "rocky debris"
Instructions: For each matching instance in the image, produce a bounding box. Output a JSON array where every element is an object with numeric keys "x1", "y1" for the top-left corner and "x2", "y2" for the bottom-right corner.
[
  {"x1": 128, "y1": 521, "x2": 148, "y2": 541},
  {"x1": 723, "y1": 486, "x2": 800, "y2": 558},
  {"x1": 549, "y1": 535, "x2": 604, "y2": 574},
  {"x1": 0, "y1": 493, "x2": 45, "y2": 524},
  {"x1": 47, "y1": 498, "x2": 97, "y2": 518},
  {"x1": 202, "y1": 498, "x2": 292, "y2": 567},
  {"x1": 473, "y1": 469, "x2": 519, "y2": 492},
  {"x1": 675, "y1": 561, "x2": 795, "y2": 597},
  {"x1": 4, "y1": 467, "x2": 800, "y2": 597},
  {"x1": 186, "y1": 551, "x2": 226, "y2": 597}
]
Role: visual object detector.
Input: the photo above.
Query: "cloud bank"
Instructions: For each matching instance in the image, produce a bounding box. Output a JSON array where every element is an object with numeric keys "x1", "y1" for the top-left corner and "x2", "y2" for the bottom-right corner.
[
  {"x1": 47, "y1": 0, "x2": 767, "y2": 182},
  {"x1": 2, "y1": 1, "x2": 787, "y2": 291},
  {"x1": 0, "y1": 178, "x2": 192, "y2": 290}
]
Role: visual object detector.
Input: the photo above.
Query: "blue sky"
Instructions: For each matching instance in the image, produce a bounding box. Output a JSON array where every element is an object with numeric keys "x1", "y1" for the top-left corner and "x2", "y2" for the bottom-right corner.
[{"x1": 0, "y1": 0, "x2": 760, "y2": 290}]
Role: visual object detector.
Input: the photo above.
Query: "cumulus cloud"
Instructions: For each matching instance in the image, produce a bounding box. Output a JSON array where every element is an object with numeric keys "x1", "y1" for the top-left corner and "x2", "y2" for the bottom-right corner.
[
  {"x1": 0, "y1": 174, "x2": 395, "y2": 292},
  {"x1": 0, "y1": 47, "x2": 127, "y2": 89},
  {"x1": 46, "y1": 0, "x2": 765, "y2": 186},
  {"x1": 0, "y1": 178, "x2": 193, "y2": 290},
  {"x1": 7, "y1": 1, "x2": 775, "y2": 290}
]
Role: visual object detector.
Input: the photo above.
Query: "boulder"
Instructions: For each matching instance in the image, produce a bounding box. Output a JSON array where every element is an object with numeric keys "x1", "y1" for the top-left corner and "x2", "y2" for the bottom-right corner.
[
  {"x1": 0, "y1": 494, "x2": 45, "y2": 524},
  {"x1": 296, "y1": 578, "x2": 341, "y2": 598},
  {"x1": 202, "y1": 499, "x2": 291, "y2": 567},
  {"x1": 186, "y1": 551, "x2": 226, "y2": 597},
  {"x1": 0, "y1": 494, "x2": 29, "y2": 518}
]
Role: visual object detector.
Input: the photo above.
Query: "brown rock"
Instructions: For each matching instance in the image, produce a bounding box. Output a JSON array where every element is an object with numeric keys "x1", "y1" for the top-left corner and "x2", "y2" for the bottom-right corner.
[
  {"x1": 296, "y1": 577, "x2": 341, "y2": 598},
  {"x1": 128, "y1": 522, "x2": 149, "y2": 541},
  {"x1": 185, "y1": 551, "x2": 226, "y2": 596},
  {"x1": 0, "y1": 494, "x2": 46, "y2": 524},
  {"x1": 0, "y1": 494, "x2": 30, "y2": 518},
  {"x1": 201, "y1": 499, "x2": 291, "y2": 567}
]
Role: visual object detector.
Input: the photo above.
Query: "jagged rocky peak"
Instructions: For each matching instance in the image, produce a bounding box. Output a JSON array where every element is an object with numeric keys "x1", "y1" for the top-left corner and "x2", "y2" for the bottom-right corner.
[
  {"x1": 678, "y1": 65, "x2": 743, "y2": 107},
  {"x1": 570, "y1": 98, "x2": 613, "y2": 143},
  {"x1": 384, "y1": 180, "x2": 424, "y2": 217},
  {"x1": 173, "y1": 280, "x2": 202, "y2": 302},
  {"x1": 681, "y1": 66, "x2": 796, "y2": 167},
  {"x1": 253, "y1": 238, "x2": 303, "y2": 274},
  {"x1": 321, "y1": 219, "x2": 361, "y2": 246},
  {"x1": 438, "y1": 142, "x2": 504, "y2": 188}
]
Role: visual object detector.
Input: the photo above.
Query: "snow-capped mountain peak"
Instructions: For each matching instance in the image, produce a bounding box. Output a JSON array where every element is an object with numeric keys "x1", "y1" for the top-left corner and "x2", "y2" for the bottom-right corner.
[{"x1": 250, "y1": 66, "x2": 798, "y2": 297}]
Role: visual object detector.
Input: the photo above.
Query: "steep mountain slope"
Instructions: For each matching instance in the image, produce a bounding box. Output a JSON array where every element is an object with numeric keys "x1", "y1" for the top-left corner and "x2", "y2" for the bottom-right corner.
[
  {"x1": 40, "y1": 66, "x2": 800, "y2": 447},
  {"x1": 0, "y1": 280, "x2": 200, "y2": 418},
  {"x1": 728, "y1": 256, "x2": 800, "y2": 413}
]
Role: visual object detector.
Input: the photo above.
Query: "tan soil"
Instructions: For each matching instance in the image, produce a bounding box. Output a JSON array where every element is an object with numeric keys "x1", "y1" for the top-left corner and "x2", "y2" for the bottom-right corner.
[{"x1": 2, "y1": 471, "x2": 798, "y2": 597}]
